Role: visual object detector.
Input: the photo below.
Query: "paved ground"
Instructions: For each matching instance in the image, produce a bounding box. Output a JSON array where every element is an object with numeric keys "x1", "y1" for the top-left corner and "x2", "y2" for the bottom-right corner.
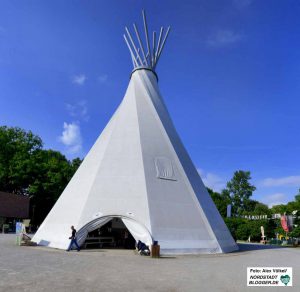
[{"x1": 0, "y1": 234, "x2": 299, "y2": 292}]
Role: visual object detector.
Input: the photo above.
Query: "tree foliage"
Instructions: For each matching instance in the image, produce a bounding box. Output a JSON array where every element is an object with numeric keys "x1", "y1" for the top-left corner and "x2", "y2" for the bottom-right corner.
[
  {"x1": 29, "y1": 149, "x2": 80, "y2": 223},
  {"x1": 0, "y1": 126, "x2": 42, "y2": 194},
  {"x1": 225, "y1": 218, "x2": 276, "y2": 241},
  {"x1": 289, "y1": 226, "x2": 300, "y2": 238},
  {"x1": 253, "y1": 202, "x2": 270, "y2": 215},
  {"x1": 241, "y1": 202, "x2": 271, "y2": 216},
  {"x1": 0, "y1": 126, "x2": 82, "y2": 224},
  {"x1": 270, "y1": 204, "x2": 287, "y2": 215},
  {"x1": 295, "y1": 189, "x2": 300, "y2": 203},
  {"x1": 207, "y1": 188, "x2": 231, "y2": 218},
  {"x1": 205, "y1": 170, "x2": 300, "y2": 240},
  {"x1": 224, "y1": 218, "x2": 245, "y2": 240},
  {"x1": 226, "y1": 170, "x2": 256, "y2": 216}
]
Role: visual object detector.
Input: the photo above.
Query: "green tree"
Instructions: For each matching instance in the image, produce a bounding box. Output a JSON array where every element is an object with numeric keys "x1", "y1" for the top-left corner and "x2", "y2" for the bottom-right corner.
[
  {"x1": 225, "y1": 218, "x2": 276, "y2": 241},
  {"x1": 0, "y1": 126, "x2": 82, "y2": 224},
  {"x1": 289, "y1": 226, "x2": 300, "y2": 238},
  {"x1": 0, "y1": 126, "x2": 42, "y2": 194},
  {"x1": 207, "y1": 188, "x2": 231, "y2": 218},
  {"x1": 253, "y1": 202, "x2": 270, "y2": 216},
  {"x1": 70, "y1": 157, "x2": 82, "y2": 174},
  {"x1": 243, "y1": 199, "x2": 259, "y2": 213},
  {"x1": 29, "y1": 149, "x2": 81, "y2": 224},
  {"x1": 226, "y1": 170, "x2": 256, "y2": 216},
  {"x1": 247, "y1": 220, "x2": 276, "y2": 241},
  {"x1": 224, "y1": 218, "x2": 246, "y2": 241},
  {"x1": 295, "y1": 189, "x2": 300, "y2": 203},
  {"x1": 270, "y1": 190, "x2": 300, "y2": 216},
  {"x1": 270, "y1": 204, "x2": 288, "y2": 215},
  {"x1": 236, "y1": 223, "x2": 250, "y2": 241}
]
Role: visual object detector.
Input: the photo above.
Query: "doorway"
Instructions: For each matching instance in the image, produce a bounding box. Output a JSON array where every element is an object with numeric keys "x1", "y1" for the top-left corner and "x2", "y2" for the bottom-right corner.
[{"x1": 83, "y1": 217, "x2": 136, "y2": 249}]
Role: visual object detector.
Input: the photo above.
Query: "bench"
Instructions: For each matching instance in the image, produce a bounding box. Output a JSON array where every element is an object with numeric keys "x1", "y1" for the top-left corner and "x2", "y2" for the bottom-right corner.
[{"x1": 84, "y1": 236, "x2": 116, "y2": 248}]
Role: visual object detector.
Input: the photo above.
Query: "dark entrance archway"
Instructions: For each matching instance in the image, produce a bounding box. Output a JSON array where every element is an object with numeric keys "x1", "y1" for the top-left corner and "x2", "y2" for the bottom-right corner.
[
  {"x1": 76, "y1": 215, "x2": 153, "y2": 250},
  {"x1": 83, "y1": 217, "x2": 136, "y2": 249}
]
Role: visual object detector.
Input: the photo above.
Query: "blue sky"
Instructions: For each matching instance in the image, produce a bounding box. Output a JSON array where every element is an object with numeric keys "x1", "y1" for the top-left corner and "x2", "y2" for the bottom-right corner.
[{"x1": 1, "y1": 0, "x2": 300, "y2": 207}]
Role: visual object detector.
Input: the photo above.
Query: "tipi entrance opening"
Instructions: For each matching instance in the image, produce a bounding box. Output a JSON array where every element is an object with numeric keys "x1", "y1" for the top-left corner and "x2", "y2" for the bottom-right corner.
[{"x1": 83, "y1": 217, "x2": 136, "y2": 249}]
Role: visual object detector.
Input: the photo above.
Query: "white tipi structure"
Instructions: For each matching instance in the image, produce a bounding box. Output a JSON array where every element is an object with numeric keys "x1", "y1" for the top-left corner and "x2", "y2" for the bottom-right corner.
[{"x1": 32, "y1": 11, "x2": 238, "y2": 254}]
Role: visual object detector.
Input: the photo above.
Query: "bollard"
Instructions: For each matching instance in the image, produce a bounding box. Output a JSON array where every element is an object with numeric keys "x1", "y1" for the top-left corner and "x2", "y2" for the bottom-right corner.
[{"x1": 151, "y1": 244, "x2": 160, "y2": 258}]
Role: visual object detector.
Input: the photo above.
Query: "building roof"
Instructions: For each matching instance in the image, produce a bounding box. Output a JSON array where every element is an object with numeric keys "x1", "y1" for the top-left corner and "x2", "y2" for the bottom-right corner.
[{"x1": 0, "y1": 191, "x2": 30, "y2": 219}]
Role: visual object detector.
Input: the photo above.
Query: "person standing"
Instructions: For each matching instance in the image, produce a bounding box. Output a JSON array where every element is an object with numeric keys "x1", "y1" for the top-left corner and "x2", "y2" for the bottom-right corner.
[
  {"x1": 124, "y1": 230, "x2": 129, "y2": 249},
  {"x1": 67, "y1": 226, "x2": 80, "y2": 251}
]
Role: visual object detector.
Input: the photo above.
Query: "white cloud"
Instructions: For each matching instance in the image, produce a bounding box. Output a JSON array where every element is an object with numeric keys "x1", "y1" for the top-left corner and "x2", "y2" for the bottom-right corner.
[
  {"x1": 59, "y1": 122, "x2": 82, "y2": 154},
  {"x1": 206, "y1": 30, "x2": 243, "y2": 47},
  {"x1": 98, "y1": 74, "x2": 108, "y2": 84},
  {"x1": 72, "y1": 74, "x2": 87, "y2": 85},
  {"x1": 66, "y1": 104, "x2": 76, "y2": 116},
  {"x1": 66, "y1": 100, "x2": 89, "y2": 121},
  {"x1": 260, "y1": 193, "x2": 287, "y2": 208},
  {"x1": 198, "y1": 169, "x2": 226, "y2": 192},
  {"x1": 261, "y1": 176, "x2": 300, "y2": 187}
]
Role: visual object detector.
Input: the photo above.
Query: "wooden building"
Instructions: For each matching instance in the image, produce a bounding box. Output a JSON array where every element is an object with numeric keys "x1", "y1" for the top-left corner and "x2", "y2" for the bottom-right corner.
[{"x1": 0, "y1": 191, "x2": 30, "y2": 232}]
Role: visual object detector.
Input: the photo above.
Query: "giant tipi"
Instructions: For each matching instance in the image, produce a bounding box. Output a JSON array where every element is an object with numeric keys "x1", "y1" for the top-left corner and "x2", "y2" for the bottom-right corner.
[{"x1": 32, "y1": 11, "x2": 238, "y2": 254}]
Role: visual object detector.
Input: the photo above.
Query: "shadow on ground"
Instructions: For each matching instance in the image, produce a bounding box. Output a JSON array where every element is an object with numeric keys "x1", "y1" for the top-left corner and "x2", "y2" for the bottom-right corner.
[{"x1": 236, "y1": 243, "x2": 288, "y2": 252}]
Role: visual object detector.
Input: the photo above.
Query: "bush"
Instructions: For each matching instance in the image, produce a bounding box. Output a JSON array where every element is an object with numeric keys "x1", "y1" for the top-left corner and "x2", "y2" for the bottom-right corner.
[
  {"x1": 236, "y1": 224, "x2": 250, "y2": 241},
  {"x1": 224, "y1": 218, "x2": 276, "y2": 241},
  {"x1": 290, "y1": 226, "x2": 300, "y2": 238},
  {"x1": 224, "y1": 218, "x2": 247, "y2": 241}
]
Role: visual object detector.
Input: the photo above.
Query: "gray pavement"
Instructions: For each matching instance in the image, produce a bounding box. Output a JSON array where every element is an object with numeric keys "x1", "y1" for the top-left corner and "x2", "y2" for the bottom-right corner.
[{"x1": 0, "y1": 234, "x2": 299, "y2": 292}]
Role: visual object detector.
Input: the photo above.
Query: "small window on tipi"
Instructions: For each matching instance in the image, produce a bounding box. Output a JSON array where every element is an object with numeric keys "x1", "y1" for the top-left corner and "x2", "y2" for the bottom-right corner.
[{"x1": 155, "y1": 157, "x2": 177, "y2": 181}]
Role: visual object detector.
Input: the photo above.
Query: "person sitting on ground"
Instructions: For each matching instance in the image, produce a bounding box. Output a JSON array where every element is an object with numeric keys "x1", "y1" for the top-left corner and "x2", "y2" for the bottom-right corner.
[
  {"x1": 136, "y1": 240, "x2": 150, "y2": 256},
  {"x1": 67, "y1": 226, "x2": 80, "y2": 252}
]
